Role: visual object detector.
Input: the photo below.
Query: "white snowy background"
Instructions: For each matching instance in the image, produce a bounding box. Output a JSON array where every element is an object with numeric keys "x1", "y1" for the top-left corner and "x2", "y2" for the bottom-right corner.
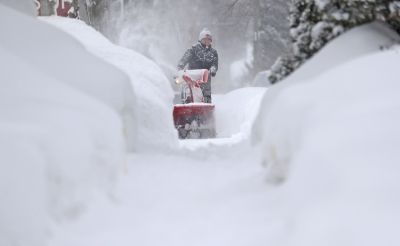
[{"x1": 1, "y1": 1, "x2": 400, "y2": 246}]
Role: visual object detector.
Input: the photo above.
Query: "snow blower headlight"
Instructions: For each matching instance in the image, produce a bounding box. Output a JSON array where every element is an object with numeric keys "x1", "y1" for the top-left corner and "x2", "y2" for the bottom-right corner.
[{"x1": 175, "y1": 78, "x2": 183, "y2": 84}]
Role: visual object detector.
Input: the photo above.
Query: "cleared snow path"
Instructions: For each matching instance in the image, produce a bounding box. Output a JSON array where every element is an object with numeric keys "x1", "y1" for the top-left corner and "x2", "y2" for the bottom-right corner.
[
  {"x1": 49, "y1": 146, "x2": 276, "y2": 246},
  {"x1": 47, "y1": 79, "x2": 268, "y2": 246},
  {"x1": 36, "y1": 25, "x2": 268, "y2": 241}
]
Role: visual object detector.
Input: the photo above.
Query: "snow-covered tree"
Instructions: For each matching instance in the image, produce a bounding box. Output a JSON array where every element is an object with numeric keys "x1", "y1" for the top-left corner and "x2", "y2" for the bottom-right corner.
[
  {"x1": 84, "y1": 0, "x2": 107, "y2": 32},
  {"x1": 254, "y1": 0, "x2": 291, "y2": 77},
  {"x1": 39, "y1": 0, "x2": 56, "y2": 15},
  {"x1": 268, "y1": 0, "x2": 400, "y2": 84}
]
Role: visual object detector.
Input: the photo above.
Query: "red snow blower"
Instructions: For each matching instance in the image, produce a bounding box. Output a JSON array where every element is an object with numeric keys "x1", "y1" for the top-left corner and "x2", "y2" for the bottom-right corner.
[{"x1": 173, "y1": 69, "x2": 216, "y2": 139}]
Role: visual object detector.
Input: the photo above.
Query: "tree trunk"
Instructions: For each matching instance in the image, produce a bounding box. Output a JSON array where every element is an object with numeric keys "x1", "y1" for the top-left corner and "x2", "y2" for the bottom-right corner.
[
  {"x1": 84, "y1": 0, "x2": 107, "y2": 32},
  {"x1": 40, "y1": 0, "x2": 56, "y2": 16},
  {"x1": 252, "y1": 5, "x2": 261, "y2": 79},
  {"x1": 68, "y1": 0, "x2": 80, "y2": 18}
]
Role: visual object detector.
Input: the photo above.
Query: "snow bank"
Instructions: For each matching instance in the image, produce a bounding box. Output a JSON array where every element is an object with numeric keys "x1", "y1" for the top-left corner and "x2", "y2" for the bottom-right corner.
[
  {"x1": 0, "y1": 3, "x2": 127, "y2": 245},
  {"x1": 0, "y1": 0, "x2": 37, "y2": 16},
  {"x1": 214, "y1": 88, "x2": 266, "y2": 138},
  {"x1": 40, "y1": 16, "x2": 179, "y2": 151},
  {"x1": 252, "y1": 22, "x2": 400, "y2": 244},
  {"x1": 1, "y1": 6, "x2": 136, "y2": 151},
  {"x1": 252, "y1": 70, "x2": 272, "y2": 87}
]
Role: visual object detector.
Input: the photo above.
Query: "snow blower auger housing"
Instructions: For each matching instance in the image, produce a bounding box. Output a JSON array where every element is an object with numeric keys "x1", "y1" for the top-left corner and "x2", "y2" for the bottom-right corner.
[{"x1": 173, "y1": 69, "x2": 216, "y2": 139}]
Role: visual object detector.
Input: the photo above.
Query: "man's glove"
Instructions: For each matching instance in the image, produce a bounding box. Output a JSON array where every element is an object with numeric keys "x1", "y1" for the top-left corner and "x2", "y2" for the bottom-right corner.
[{"x1": 210, "y1": 67, "x2": 216, "y2": 77}]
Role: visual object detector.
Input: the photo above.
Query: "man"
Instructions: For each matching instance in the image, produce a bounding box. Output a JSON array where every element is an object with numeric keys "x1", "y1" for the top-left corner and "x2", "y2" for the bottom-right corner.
[{"x1": 177, "y1": 28, "x2": 218, "y2": 103}]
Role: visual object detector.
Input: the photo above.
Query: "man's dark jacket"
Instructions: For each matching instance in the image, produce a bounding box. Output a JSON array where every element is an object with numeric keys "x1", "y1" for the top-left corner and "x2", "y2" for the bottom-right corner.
[{"x1": 177, "y1": 41, "x2": 218, "y2": 72}]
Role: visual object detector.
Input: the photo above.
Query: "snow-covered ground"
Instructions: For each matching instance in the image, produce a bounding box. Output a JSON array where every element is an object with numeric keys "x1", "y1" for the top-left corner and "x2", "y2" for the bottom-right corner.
[{"x1": 1, "y1": 1, "x2": 400, "y2": 245}]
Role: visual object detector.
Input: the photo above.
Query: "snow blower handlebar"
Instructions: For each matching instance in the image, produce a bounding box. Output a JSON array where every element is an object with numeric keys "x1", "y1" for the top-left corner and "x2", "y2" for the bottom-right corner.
[
  {"x1": 175, "y1": 69, "x2": 209, "y2": 84},
  {"x1": 174, "y1": 69, "x2": 209, "y2": 104},
  {"x1": 174, "y1": 75, "x2": 200, "y2": 85}
]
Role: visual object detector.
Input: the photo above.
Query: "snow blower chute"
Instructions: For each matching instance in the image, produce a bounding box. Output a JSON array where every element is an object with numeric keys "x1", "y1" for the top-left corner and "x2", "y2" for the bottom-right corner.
[{"x1": 173, "y1": 69, "x2": 216, "y2": 139}]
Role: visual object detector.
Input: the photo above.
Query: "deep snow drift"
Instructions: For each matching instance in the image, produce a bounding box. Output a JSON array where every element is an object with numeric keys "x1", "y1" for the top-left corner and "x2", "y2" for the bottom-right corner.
[
  {"x1": 39, "y1": 16, "x2": 179, "y2": 152},
  {"x1": 252, "y1": 22, "x2": 400, "y2": 245},
  {"x1": 0, "y1": 4, "x2": 129, "y2": 245},
  {"x1": 0, "y1": 4, "x2": 137, "y2": 151}
]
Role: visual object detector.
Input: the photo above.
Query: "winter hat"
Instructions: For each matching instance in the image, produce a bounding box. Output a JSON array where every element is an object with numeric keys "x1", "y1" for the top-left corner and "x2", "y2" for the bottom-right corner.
[{"x1": 199, "y1": 28, "x2": 212, "y2": 41}]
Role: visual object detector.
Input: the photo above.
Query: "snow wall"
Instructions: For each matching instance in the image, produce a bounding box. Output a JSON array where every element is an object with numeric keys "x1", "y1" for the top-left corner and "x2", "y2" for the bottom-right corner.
[
  {"x1": 0, "y1": 0, "x2": 37, "y2": 16},
  {"x1": 1, "y1": 2, "x2": 137, "y2": 152},
  {"x1": 0, "y1": 3, "x2": 125, "y2": 246},
  {"x1": 251, "y1": 21, "x2": 400, "y2": 244},
  {"x1": 214, "y1": 88, "x2": 266, "y2": 139},
  {"x1": 0, "y1": 0, "x2": 181, "y2": 243},
  {"x1": 40, "y1": 16, "x2": 178, "y2": 152}
]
